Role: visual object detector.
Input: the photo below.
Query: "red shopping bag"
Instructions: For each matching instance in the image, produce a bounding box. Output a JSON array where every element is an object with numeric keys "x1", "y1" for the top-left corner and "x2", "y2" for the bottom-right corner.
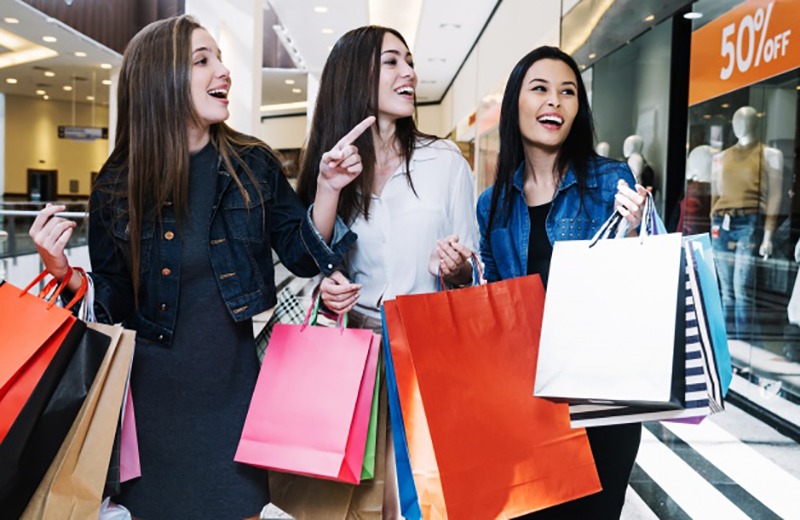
[
  {"x1": 390, "y1": 275, "x2": 601, "y2": 518},
  {"x1": 0, "y1": 271, "x2": 87, "y2": 442},
  {"x1": 235, "y1": 311, "x2": 380, "y2": 484}
]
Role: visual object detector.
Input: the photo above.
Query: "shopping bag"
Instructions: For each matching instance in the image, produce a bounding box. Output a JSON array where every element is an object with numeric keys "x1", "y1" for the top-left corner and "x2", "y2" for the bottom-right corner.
[
  {"x1": 235, "y1": 301, "x2": 380, "y2": 484},
  {"x1": 20, "y1": 324, "x2": 136, "y2": 520},
  {"x1": 0, "y1": 325, "x2": 109, "y2": 517},
  {"x1": 118, "y1": 385, "x2": 141, "y2": 483},
  {"x1": 390, "y1": 274, "x2": 600, "y2": 518},
  {"x1": 360, "y1": 350, "x2": 381, "y2": 481},
  {"x1": 0, "y1": 271, "x2": 88, "y2": 441},
  {"x1": 382, "y1": 302, "x2": 445, "y2": 520},
  {"x1": 535, "y1": 222, "x2": 686, "y2": 406}
]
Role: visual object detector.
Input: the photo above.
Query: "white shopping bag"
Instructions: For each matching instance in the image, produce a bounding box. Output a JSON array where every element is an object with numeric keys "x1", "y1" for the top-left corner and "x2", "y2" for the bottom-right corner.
[{"x1": 534, "y1": 231, "x2": 685, "y2": 406}]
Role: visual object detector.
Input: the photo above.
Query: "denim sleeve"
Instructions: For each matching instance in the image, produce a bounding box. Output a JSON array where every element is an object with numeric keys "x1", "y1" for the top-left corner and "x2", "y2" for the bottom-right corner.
[
  {"x1": 265, "y1": 153, "x2": 356, "y2": 278},
  {"x1": 476, "y1": 187, "x2": 500, "y2": 283},
  {"x1": 87, "y1": 175, "x2": 136, "y2": 324},
  {"x1": 300, "y1": 205, "x2": 357, "y2": 277}
]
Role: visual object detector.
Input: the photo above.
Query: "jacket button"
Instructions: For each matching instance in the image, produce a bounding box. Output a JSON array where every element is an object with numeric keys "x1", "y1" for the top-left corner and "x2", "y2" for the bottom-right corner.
[
  {"x1": 161, "y1": 267, "x2": 172, "y2": 276},
  {"x1": 164, "y1": 231, "x2": 174, "y2": 240},
  {"x1": 159, "y1": 303, "x2": 167, "y2": 311},
  {"x1": 158, "y1": 334, "x2": 165, "y2": 341},
  {"x1": 327, "y1": 264, "x2": 333, "y2": 270}
]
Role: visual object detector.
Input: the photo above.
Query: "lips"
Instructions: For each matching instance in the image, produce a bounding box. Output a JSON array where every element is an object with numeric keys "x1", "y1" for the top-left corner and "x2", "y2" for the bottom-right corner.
[
  {"x1": 537, "y1": 113, "x2": 563, "y2": 129},
  {"x1": 208, "y1": 87, "x2": 229, "y2": 100},
  {"x1": 394, "y1": 85, "x2": 415, "y2": 97}
]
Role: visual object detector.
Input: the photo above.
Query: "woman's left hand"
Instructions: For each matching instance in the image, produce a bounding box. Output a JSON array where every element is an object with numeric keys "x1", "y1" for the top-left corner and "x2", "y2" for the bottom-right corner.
[
  {"x1": 428, "y1": 234, "x2": 472, "y2": 285},
  {"x1": 614, "y1": 179, "x2": 648, "y2": 233}
]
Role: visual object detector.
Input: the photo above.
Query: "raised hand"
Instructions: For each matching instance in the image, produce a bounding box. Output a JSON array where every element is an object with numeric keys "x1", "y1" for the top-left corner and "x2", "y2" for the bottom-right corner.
[
  {"x1": 614, "y1": 179, "x2": 647, "y2": 230},
  {"x1": 428, "y1": 234, "x2": 473, "y2": 286},
  {"x1": 317, "y1": 116, "x2": 376, "y2": 193},
  {"x1": 29, "y1": 203, "x2": 76, "y2": 281}
]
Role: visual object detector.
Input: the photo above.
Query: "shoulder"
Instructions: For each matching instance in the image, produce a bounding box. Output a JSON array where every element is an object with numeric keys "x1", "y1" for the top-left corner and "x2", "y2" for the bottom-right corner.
[
  {"x1": 413, "y1": 138, "x2": 466, "y2": 164},
  {"x1": 587, "y1": 155, "x2": 635, "y2": 187},
  {"x1": 233, "y1": 140, "x2": 283, "y2": 178},
  {"x1": 477, "y1": 186, "x2": 494, "y2": 209}
]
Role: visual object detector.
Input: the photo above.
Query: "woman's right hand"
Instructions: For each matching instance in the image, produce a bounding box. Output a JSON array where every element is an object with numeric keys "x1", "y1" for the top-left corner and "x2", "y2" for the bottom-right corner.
[
  {"x1": 319, "y1": 271, "x2": 361, "y2": 315},
  {"x1": 29, "y1": 203, "x2": 76, "y2": 281}
]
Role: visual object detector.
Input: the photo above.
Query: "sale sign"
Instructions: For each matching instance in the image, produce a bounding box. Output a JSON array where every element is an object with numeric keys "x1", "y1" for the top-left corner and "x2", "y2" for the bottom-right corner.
[{"x1": 689, "y1": 0, "x2": 798, "y2": 106}]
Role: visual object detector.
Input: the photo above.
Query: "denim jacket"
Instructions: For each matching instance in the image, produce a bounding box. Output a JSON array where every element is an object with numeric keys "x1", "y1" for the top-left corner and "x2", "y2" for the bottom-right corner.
[
  {"x1": 477, "y1": 157, "x2": 635, "y2": 282},
  {"x1": 88, "y1": 146, "x2": 355, "y2": 346}
]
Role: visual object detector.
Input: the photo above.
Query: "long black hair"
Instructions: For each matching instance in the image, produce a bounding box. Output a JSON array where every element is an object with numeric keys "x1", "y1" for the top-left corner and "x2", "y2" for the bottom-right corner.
[{"x1": 487, "y1": 46, "x2": 596, "y2": 230}]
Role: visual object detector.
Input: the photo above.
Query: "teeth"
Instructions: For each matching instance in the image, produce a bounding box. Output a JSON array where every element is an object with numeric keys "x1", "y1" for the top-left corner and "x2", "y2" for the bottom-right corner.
[
  {"x1": 208, "y1": 88, "x2": 228, "y2": 99},
  {"x1": 395, "y1": 86, "x2": 414, "y2": 95},
  {"x1": 538, "y1": 115, "x2": 563, "y2": 125}
]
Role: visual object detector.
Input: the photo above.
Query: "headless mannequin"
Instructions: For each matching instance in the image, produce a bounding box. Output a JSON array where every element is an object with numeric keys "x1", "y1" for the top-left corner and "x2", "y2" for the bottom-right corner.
[
  {"x1": 711, "y1": 106, "x2": 784, "y2": 258},
  {"x1": 623, "y1": 135, "x2": 654, "y2": 192},
  {"x1": 595, "y1": 141, "x2": 610, "y2": 157}
]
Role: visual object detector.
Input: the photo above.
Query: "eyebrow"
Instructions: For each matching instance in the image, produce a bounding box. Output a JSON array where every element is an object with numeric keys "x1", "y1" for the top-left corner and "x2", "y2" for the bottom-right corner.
[
  {"x1": 381, "y1": 49, "x2": 413, "y2": 59},
  {"x1": 528, "y1": 77, "x2": 577, "y2": 87},
  {"x1": 193, "y1": 46, "x2": 222, "y2": 59}
]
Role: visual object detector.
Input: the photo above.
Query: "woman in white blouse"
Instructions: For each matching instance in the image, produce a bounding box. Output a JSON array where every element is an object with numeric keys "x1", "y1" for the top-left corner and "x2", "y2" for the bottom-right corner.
[{"x1": 296, "y1": 25, "x2": 478, "y2": 518}]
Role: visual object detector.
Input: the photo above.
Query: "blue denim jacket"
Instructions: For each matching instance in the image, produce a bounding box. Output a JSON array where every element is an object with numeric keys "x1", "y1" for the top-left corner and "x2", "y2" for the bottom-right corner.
[
  {"x1": 88, "y1": 146, "x2": 355, "y2": 346},
  {"x1": 477, "y1": 157, "x2": 635, "y2": 282}
]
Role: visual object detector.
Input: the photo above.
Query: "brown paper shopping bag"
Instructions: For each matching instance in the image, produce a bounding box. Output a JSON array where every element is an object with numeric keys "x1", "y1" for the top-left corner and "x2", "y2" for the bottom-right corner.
[{"x1": 21, "y1": 323, "x2": 135, "y2": 520}]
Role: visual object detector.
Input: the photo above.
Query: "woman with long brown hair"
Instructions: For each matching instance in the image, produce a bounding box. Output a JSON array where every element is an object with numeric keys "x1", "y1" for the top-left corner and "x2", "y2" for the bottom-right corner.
[{"x1": 29, "y1": 15, "x2": 362, "y2": 518}]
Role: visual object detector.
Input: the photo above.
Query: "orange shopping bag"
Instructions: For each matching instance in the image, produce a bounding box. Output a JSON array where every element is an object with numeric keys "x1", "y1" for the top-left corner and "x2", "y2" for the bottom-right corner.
[{"x1": 390, "y1": 274, "x2": 601, "y2": 519}]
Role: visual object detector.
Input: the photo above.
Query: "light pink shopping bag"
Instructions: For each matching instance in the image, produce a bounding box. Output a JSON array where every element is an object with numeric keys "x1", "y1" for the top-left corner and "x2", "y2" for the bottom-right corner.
[
  {"x1": 235, "y1": 321, "x2": 379, "y2": 484},
  {"x1": 119, "y1": 384, "x2": 141, "y2": 482}
]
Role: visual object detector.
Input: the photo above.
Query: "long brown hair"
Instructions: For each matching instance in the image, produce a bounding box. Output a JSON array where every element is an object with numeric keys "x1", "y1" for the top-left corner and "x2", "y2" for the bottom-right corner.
[
  {"x1": 102, "y1": 15, "x2": 269, "y2": 301},
  {"x1": 296, "y1": 25, "x2": 435, "y2": 223}
]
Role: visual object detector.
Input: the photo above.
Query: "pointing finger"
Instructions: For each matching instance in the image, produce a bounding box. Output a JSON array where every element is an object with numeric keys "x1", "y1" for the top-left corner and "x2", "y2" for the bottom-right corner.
[{"x1": 336, "y1": 116, "x2": 376, "y2": 149}]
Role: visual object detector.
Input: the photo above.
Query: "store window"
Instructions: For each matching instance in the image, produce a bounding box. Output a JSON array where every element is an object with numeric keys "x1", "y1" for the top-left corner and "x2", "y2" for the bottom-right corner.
[{"x1": 683, "y1": 0, "x2": 800, "y2": 399}]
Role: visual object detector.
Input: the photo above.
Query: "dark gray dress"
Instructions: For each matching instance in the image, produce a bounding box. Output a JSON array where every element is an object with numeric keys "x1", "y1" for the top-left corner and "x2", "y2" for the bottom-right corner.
[{"x1": 117, "y1": 142, "x2": 268, "y2": 519}]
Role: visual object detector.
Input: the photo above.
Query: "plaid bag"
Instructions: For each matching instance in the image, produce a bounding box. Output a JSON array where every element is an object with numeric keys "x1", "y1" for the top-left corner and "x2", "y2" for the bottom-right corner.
[{"x1": 255, "y1": 288, "x2": 305, "y2": 363}]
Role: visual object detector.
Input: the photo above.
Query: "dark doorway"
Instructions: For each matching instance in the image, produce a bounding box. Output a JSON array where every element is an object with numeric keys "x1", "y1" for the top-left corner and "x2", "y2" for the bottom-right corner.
[{"x1": 27, "y1": 169, "x2": 58, "y2": 202}]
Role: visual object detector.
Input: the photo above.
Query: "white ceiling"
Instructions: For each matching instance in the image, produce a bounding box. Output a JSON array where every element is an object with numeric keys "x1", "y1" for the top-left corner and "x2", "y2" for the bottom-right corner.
[{"x1": 0, "y1": 0, "x2": 501, "y2": 112}]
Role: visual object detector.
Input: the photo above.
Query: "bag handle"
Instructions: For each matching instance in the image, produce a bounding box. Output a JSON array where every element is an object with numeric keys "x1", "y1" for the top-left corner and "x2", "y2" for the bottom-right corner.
[
  {"x1": 589, "y1": 192, "x2": 667, "y2": 248},
  {"x1": 22, "y1": 267, "x2": 89, "y2": 310},
  {"x1": 300, "y1": 290, "x2": 348, "y2": 332},
  {"x1": 436, "y1": 252, "x2": 485, "y2": 292}
]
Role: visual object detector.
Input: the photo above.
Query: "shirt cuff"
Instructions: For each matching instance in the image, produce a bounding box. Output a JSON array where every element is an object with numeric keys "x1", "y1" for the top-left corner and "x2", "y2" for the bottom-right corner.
[{"x1": 300, "y1": 204, "x2": 357, "y2": 277}]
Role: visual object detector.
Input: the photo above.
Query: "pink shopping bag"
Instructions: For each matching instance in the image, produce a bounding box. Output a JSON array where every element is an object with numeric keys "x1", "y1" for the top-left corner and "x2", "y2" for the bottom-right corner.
[
  {"x1": 119, "y1": 384, "x2": 141, "y2": 482},
  {"x1": 235, "y1": 318, "x2": 379, "y2": 484}
]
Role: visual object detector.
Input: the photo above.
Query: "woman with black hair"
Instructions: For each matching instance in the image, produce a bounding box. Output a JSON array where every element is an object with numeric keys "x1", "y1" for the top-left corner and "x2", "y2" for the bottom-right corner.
[{"x1": 477, "y1": 46, "x2": 646, "y2": 519}]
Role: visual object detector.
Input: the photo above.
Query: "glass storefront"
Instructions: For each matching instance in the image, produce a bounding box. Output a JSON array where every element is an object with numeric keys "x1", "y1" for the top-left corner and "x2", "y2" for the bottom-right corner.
[{"x1": 685, "y1": 0, "x2": 800, "y2": 403}]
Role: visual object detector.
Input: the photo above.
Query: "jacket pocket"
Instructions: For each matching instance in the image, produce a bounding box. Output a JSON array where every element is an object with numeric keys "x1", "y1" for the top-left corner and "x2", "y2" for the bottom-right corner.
[
  {"x1": 111, "y1": 213, "x2": 155, "y2": 273},
  {"x1": 221, "y1": 180, "x2": 273, "y2": 243}
]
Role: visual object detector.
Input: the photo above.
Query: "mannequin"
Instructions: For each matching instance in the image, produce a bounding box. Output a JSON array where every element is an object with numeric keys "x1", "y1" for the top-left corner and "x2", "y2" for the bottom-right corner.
[
  {"x1": 679, "y1": 144, "x2": 717, "y2": 235},
  {"x1": 595, "y1": 141, "x2": 610, "y2": 157},
  {"x1": 710, "y1": 105, "x2": 784, "y2": 341},
  {"x1": 623, "y1": 135, "x2": 655, "y2": 192}
]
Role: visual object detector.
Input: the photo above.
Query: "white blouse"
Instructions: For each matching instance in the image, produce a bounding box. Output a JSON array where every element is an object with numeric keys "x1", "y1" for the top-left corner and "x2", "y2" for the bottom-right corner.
[{"x1": 345, "y1": 139, "x2": 478, "y2": 318}]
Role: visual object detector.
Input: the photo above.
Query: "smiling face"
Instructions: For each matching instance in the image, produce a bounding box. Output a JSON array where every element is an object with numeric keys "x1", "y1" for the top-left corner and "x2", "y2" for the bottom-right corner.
[
  {"x1": 517, "y1": 58, "x2": 579, "y2": 153},
  {"x1": 190, "y1": 28, "x2": 230, "y2": 135},
  {"x1": 377, "y1": 32, "x2": 417, "y2": 124}
]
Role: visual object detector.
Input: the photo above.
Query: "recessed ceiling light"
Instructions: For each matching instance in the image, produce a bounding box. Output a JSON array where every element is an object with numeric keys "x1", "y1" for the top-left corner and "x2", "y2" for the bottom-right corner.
[
  {"x1": 63, "y1": 85, "x2": 73, "y2": 91},
  {"x1": 285, "y1": 79, "x2": 295, "y2": 85},
  {"x1": 3, "y1": 17, "x2": 19, "y2": 24},
  {"x1": 5, "y1": 78, "x2": 17, "y2": 84},
  {"x1": 102, "y1": 79, "x2": 112, "y2": 85},
  {"x1": 721, "y1": 103, "x2": 730, "y2": 108},
  {"x1": 683, "y1": 12, "x2": 703, "y2": 20},
  {"x1": 579, "y1": 64, "x2": 586, "y2": 70},
  {"x1": 42, "y1": 36, "x2": 57, "y2": 43},
  {"x1": 100, "y1": 63, "x2": 112, "y2": 69},
  {"x1": 703, "y1": 114, "x2": 712, "y2": 119},
  {"x1": 314, "y1": 6, "x2": 328, "y2": 13},
  {"x1": 644, "y1": 14, "x2": 655, "y2": 22},
  {"x1": 36, "y1": 89, "x2": 46, "y2": 95},
  {"x1": 292, "y1": 88, "x2": 302, "y2": 93},
  {"x1": 86, "y1": 95, "x2": 95, "y2": 101},
  {"x1": 43, "y1": 95, "x2": 49, "y2": 100},
  {"x1": 44, "y1": 71, "x2": 55, "y2": 77},
  {"x1": 321, "y1": 28, "x2": 334, "y2": 34},
  {"x1": 74, "y1": 51, "x2": 87, "y2": 58},
  {"x1": 588, "y1": 52, "x2": 597, "y2": 59}
]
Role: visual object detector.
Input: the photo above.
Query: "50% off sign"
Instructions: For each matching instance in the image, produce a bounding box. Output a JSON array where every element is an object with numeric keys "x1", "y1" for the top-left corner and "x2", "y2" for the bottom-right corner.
[{"x1": 720, "y1": 1, "x2": 791, "y2": 79}]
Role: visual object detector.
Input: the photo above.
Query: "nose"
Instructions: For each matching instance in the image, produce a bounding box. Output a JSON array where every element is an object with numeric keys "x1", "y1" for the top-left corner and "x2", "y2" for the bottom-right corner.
[
  {"x1": 547, "y1": 94, "x2": 560, "y2": 108},
  {"x1": 218, "y1": 62, "x2": 231, "y2": 81}
]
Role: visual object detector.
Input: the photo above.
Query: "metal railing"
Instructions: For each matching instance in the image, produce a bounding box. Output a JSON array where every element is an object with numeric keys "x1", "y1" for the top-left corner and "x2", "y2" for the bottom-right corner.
[{"x1": 0, "y1": 201, "x2": 89, "y2": 263}]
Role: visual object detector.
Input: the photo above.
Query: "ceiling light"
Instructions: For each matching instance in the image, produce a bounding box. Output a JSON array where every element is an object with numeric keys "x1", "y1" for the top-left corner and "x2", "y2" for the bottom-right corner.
[
  {"x1": 63, "y1": 85, "x2": 72, "y2": 91},
  {"x1": 36, "y1": 89, "x2": 45, "y2": 95},
  {"x1": 285, "y1": 79, "x2": 295, "y2": 85},
  {"x1": 321, "y1": 28, "x2": 334, "y2": 34},
  {"x1": 44, "y1": 71, "x2": 55, "y2": 77},
  {"x1": 683, "y1": 12, "x2": 703, "y2": 20},
  {"x1": 721, "y1": 103, "x2": 730, "y2": 108},
  {"x1": 43, "y1": 95, "x2": 49, "y2": 100},
  {"x1": 102, "y1": 79, "x2": 112, "y2": 85},
  {"x1": 5, "y1": 78, "x2": 17, "y2": 84},
  {"x1": 3, "y1": 18, "x2": 19, "y2": 24},
  {"x1": 86, "y1": 95, "x2": 95, "y2": 101},
  {"x1": 579, "y1": 64, "x2": 586, "y2": 70},
  {"x1": 796, "y1": 85, "x2": 800, "y2": 90},
  {"x1": 644, "y1": 14, "x2": 655, "y2": 22},
  {"x1": 292, "y1": 88, "x2": 302, "y2": 93},
  {"x1": 260, "y1": 101, "x2": 308, "y2": 112},
  {"x1": 588, "y1": 52, "x2": 597, "y2": 59},
  {"x1": 74, "y1": 51, "x2": 87, "y2": 57},
  {"x1": 100, "y1": 63, "x2": 112, "y2": 69},
  {"x1": 703, "y1": 114, "x2": 711, "y2": 119},
  {"x1": 314, "y1": 6, "x2": 328, "y2": 13},
  {"x1": 42, "y1": 36, "x2": 57, "y2": 43}
]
